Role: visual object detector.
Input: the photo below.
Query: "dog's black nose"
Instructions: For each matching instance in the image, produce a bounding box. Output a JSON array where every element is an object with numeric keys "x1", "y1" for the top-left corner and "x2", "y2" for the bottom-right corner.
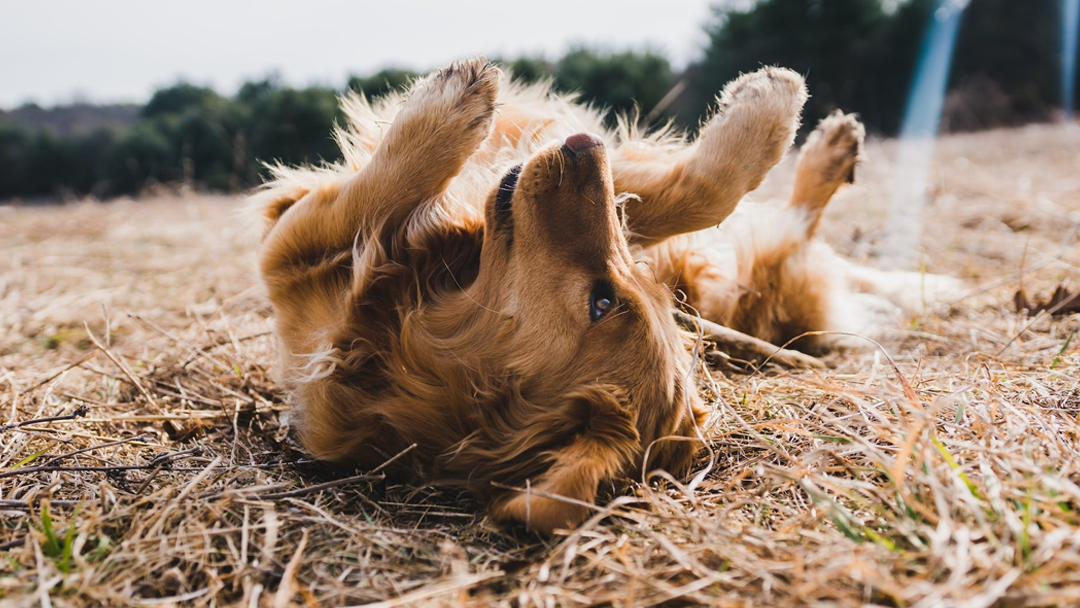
[{"x1": 564, "y1": 132, "x2": 604, "y2": 154}]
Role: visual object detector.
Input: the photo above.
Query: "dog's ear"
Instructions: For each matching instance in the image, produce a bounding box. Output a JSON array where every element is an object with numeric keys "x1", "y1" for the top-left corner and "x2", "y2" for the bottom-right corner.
[
  {"x1": 488, "y1": 386, "x2": 640, "y2": 534},
  {"x1": 246, "y1": 185, "x2": 311, "y2": 243},
  {"x1": 257, "y1": 187, "x2": 310, "y2": 224},
  {"x1": 260, "y1": 190, "x2": 307, "y2": 223}
]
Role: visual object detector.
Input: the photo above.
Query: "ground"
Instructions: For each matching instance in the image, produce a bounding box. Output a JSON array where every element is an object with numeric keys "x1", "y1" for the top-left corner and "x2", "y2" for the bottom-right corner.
[{"x1": 2, "y1": 122, "x2": 1080, "y2": 607}]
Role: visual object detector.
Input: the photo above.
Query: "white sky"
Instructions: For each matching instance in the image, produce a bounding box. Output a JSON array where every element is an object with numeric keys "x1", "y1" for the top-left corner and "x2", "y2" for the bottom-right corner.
[{"x1": 0, "y1": 0, "x2": 715, "y2": 109}]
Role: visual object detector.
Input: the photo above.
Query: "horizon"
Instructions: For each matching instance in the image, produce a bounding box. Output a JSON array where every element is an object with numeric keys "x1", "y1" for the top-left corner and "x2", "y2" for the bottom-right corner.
[{"x1": 0, "y1": 0, "x2": 712, "y2": 110}]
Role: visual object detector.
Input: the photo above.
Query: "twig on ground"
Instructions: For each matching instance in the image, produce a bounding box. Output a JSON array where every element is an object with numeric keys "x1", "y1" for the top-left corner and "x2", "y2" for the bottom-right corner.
[
  {"x1": 0, "y1": 537, "x2": 27, "y2": 551},
  {"x1": 252, "y1": 444, "x2": 416, "y2": 500},
  {"x1": 41, "y1": 434, "x2": 152, "y2": 465},
  {"x1": 0, "y1": 446, "x2": 201, "y2": 480},
  {"x1": 198, "y1": 331, "x2": 272, "y2": 353},
  {"x1": 0, "y1": 405, "x2": 90, "y2": 433},
  {"x1": 0, "y1": 499, "x2": 81, "y2": 510},
  {"x1": 673, "y1": 310, "x2": 825, "y2": 370}
]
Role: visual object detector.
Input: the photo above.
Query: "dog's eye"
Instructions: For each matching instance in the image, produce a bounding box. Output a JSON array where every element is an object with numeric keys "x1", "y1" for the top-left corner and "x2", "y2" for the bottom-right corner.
[
  {"x1": 590, "y1": 281, "x2": 616, "y2": 322},
  {"x1": 495, "y1": 164, "x2": 522, "y2": 213}
]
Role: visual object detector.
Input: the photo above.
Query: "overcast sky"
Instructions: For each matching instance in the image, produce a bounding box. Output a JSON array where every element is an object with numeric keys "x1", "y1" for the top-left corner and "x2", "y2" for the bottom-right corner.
[{"x1": 0, "y1": 0, "x2": 715, "y2": 109}]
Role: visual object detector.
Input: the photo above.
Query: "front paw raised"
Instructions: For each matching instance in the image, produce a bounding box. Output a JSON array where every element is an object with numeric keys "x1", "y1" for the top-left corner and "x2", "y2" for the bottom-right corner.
[
  {"x1": 400, "y1": 57, "x2": 500, "y2": 150},
  {"x1": 692, "y1": 66, "x2": 808, "y2": 191}
]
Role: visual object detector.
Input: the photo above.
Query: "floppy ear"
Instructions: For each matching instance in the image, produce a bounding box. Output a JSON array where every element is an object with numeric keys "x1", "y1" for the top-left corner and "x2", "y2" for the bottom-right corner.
[
  {"x1": 259, "y1": 189, "x2": 307, "y2": 222},
  {"x1": 245, "y1": 184, "x2": 311, "y2": 244},
  {"x1": 486, "y1": 386, "x2": 641, "y2": 534}
]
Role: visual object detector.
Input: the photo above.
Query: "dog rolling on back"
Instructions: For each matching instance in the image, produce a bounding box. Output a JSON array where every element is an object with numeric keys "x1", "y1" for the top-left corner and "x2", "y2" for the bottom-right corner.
[{"x1": 252, "y1": 58, "x2": 936, "y2": 533}]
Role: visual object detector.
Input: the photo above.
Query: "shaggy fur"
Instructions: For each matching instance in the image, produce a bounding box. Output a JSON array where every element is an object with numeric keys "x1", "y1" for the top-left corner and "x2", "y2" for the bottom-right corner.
[{"x1": 251, "y1": 58, "x2": 936, "y2": 533}]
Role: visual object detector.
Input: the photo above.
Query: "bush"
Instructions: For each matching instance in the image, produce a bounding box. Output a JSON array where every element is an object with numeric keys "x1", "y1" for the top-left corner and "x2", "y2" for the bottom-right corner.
[
  {"x1": 555, "y1": 48, "x2": 675, "y2": 120},
  {"x1": 347, "y1": 68, "x2": 419, "y2": 99},
  {"x1": 247, "y1": 86, "x2": 342, "y2": 168}
]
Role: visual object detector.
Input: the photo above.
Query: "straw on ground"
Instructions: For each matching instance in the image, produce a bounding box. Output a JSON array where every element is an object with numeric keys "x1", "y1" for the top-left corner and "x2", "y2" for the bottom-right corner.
[{"x1": 2, "y1": 122, "x2": 1080, "y2": 607}]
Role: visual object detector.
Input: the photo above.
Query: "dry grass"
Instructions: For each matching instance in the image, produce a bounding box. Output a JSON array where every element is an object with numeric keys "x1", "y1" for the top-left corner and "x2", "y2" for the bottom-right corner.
[{"x1": 3, "y1": 122, "x2": 1080, "y2": 607}]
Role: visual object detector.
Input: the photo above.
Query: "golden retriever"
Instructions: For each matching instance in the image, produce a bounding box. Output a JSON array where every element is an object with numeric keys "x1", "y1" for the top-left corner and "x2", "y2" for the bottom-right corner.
[{"x1": 251, "y1": 58, "x2": 928, "y2": 533}]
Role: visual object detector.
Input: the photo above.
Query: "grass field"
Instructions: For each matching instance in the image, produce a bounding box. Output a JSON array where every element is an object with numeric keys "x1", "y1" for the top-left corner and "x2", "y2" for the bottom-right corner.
[{"x1": 2, "y1": 122, "x2": 1080, "y2": 607}]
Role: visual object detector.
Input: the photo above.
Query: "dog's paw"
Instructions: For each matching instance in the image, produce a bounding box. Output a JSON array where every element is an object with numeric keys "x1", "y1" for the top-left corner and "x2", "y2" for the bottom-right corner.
[
  {"x1": 693, "y1": 67, "x2": 808, "y2": 187},
  {"x1": 712, "y1": 66, "x2": 807, "y2": 124},
  {"x1": 797, "y1": 110, "x2": 865, "y2": 187},
  {"x1": 491, "y1": 490, "x2": 589, "y2": 536},
  {"x1": 405, "y1": 56, "x2": 499, "y2": 143}
]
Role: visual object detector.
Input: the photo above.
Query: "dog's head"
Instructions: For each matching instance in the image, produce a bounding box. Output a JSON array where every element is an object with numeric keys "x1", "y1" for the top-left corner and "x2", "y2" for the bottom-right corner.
[{"x1": 470, "y1": 133, "x2": 704, "y2": 480}]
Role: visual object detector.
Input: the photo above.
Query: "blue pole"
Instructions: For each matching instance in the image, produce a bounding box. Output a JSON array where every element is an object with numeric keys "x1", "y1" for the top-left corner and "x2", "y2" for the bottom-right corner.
[
  {"x1": 881, "y1": 0, "x2": 968, "y2": 267},
  {"x1": 899, "y1": 0, "x2": 968, "y2": 139},
  {"x1": 1065, "y1": 0, "x2": 1080, "y2": 119}
]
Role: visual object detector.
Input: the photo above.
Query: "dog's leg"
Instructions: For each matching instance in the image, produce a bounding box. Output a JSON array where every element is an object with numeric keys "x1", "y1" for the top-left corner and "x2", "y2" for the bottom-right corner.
[
  {"x1": 261, "y1": 58, "x2": 499, "y2": 268},
  {"x1": 488, "y1": 389, "x2": 640, "y2": 535},
  {"x1": 613, "y1": 67, "x2": 807, "y2": 247},
  {"x1": 719, "y1": 112, "x2": 865, "y2": 347},
  {"x1": 354, "y1": 59, "x2": 499, "y2": 223},
  {"x1": 787, "y1": 110, "x2": 864, "y2": 237}
]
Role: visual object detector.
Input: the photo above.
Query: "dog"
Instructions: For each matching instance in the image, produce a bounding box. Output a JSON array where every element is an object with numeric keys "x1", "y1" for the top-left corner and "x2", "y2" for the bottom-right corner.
[{"x1": 251, "y1": 58, "x2": 938, "y2": 534}]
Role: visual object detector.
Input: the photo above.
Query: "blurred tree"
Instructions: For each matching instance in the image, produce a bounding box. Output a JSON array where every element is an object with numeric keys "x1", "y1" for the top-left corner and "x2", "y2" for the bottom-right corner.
[
  {"x1": 18, "y1": 130, "x2": 71, "y2": 196},
  {"x1": 246, "y1": 86, "x2": 343, "y2": 167},
  {"x1": 237, "y1": 76, "x2": 281, "y2": 105},
  {"x1": 0, "y1": 125, "x2": 30, "y2": 197},
  {"x1": 347, "y1": 68, "x2": 419, "y2": 99},
  {"x1": 129, "y1": 88, "x2": 247, "y2": 192},
  {"x1": 0, "y1": 125, "x2": 117, "y2": 198},
  {"x1": 496, "y1": 56, "x2": 556, "y2": 83},
  {"x1": 555, "y1": 48, "x2": 675, "y2": 121},
  {"x1": 105, "y1": 119, "x2": 179, "y2": 194},
  {"x1": 142, "y1": 83, "x2": 221, "y2": 118},
  {"x1": 687, "y1": 0, "x2": 934, "y2": 135},
  {"x1": 945, "y1": 0, "x2": 1060, "y2": 129},
  {"x1": 60, "y1": 128, "x2": 116, "y2": 196},
  {"x1": 174, "y1": 102, "x2": 246, "y2": 191}
]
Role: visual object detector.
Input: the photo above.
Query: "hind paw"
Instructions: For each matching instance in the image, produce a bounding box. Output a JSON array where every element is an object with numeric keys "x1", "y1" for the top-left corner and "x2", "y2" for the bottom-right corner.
[
  {"x1": 797, "y1": 110, "x2": 865, "y2": 188},
  {"x1": 786, "y1": 111, "x2": 865, "y2": 236}
]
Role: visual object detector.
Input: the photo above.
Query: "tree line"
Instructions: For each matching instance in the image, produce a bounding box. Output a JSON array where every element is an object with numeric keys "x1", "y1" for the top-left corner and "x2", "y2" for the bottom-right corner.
[{"x1": 0, "y1": 0, "x2": 1070, "y2": 201}]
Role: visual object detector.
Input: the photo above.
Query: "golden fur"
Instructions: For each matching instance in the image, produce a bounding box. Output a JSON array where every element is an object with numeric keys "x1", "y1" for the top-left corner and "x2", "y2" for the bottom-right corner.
[{"x1": 251, "y1": 58, "x2": 928, "y2": 533}]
